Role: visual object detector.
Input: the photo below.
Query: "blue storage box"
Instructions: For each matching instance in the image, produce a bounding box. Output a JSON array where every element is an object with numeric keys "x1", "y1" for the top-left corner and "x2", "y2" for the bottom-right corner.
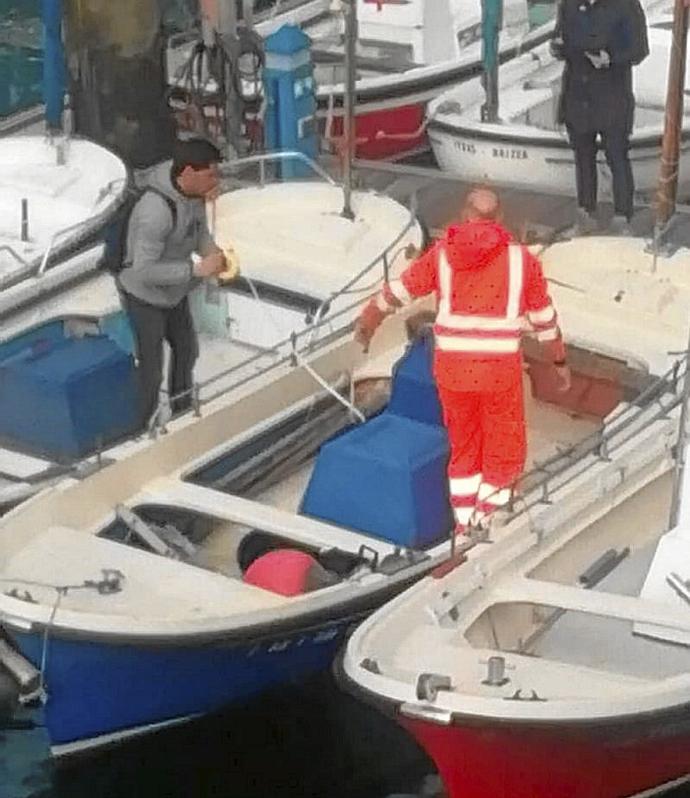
[
  {"x1": 0, "y1": 335, "x2": 139, "y2": 460},
  {"x1": 387, "y1": 333, "x2": 443, "y2": 427},
  {"x1": 301, "y1": 413, "x2": 451, "y2": 548}
]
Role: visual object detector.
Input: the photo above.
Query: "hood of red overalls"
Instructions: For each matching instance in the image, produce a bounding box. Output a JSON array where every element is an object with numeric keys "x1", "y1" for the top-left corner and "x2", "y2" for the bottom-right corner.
[{"x1": 444, "y1": 220, "x2": 512, "y2": 271}]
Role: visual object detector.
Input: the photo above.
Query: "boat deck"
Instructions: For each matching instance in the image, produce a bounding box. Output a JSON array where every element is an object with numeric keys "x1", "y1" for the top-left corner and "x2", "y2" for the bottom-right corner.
[
  {"x1": 350, "y1": 154, "x2": 690, "y2": 242},
  {"x1": 365, "y1": 474, "x2": 690, "y2": 703}
]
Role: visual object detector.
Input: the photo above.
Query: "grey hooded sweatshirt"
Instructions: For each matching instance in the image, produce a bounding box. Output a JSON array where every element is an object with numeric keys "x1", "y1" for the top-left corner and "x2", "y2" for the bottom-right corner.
[{"x1": 118, "y1": 161, "x2": 216, "y2": 308}]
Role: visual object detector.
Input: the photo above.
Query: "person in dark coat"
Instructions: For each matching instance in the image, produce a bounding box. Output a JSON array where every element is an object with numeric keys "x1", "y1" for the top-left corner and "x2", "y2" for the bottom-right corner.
[{"x1": 551, "y1": 0, "x2": 649, "y2": 235}]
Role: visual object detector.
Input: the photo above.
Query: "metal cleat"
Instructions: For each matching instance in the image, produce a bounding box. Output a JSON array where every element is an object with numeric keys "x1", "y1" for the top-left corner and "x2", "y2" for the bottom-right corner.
[
  {"x1": 480, "y1": 655, "x2": 514, "y2": 686},
  {"x1": 416, "y1": 672, "x2": 452, "y2": 702}
]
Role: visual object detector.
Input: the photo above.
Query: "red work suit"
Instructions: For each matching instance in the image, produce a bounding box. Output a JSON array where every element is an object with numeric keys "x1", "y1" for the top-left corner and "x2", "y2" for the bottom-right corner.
[{"x1": 376, "y1": 220, "x2": 565, "y2": 530}]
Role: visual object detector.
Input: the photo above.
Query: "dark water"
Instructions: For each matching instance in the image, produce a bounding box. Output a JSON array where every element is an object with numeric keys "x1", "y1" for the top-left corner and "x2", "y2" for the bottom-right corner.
[
  {"x1": 6, "y1": 668, "x2": 690, "y2": 798},
  {"x1": 3, "y1": 670, "x2": 436, "y2": 798},
  {"x1": 0, "y1": 2, "x2": 41, "y2": 118}
]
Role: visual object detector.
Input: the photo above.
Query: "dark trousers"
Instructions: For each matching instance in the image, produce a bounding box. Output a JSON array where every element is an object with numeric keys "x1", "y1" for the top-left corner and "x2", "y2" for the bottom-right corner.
[
  {"x1": 567, "y1": 125, "x2": 634, "y2": 219},
  {"x1": 121, "y1": 292, "x2": 199, "y2": 427}
]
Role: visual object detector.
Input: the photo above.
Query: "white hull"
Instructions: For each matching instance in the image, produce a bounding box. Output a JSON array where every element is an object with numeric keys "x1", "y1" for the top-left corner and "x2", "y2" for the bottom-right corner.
[
  {"x1": 0, "y1": 136, "x2": 127, "y2": 291},
  {"x1": 429, "y1": 126, "x2": 678, "y2": 200},
  {"x1": 428, "y1": 22, "x2": 685, "y2": 198}
]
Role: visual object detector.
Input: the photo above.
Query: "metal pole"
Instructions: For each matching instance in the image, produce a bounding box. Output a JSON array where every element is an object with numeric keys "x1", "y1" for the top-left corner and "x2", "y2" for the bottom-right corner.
[
  {"x1": 42, "y1": 0, "x2": 65, "y2": 130},
  {"x1": 341, "y1": 0, "x2": 357, "y2": 220},
  {"x1": 480, "y1": 0, "x2": 502, "y2": 123},
  {"x1": 669, "y1": 322, "x2": 690, "y2": 529},
  {"x1": 655, "y1": 0, "x2": 689, "y2": 228},
  {"x1": 20, "y1": 199, "x2": 29, "y2": 243}
]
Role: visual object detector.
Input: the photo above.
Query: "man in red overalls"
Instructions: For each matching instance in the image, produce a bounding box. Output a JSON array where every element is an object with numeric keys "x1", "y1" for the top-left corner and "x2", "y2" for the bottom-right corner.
[{"x1": 355, "y1": 187, "x2": 571, "y2": 534}]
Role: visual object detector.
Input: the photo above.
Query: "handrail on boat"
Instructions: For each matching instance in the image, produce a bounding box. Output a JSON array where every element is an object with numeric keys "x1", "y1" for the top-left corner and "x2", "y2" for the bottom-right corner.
[
  {"x1": 36, "y1": 218, "x2": 100, "y2": 278},
  {"x1": 0, "y1": 245, "x2": 30, "y2": 269},
  {"x1": 0, "y1": 228, "x2": 79, "y2": 292},
  {"x1": 177, "y1": 156, "x2": 418, "y2": 399},
  {"x1": 146, "y1": 198, "x2": 418, "y2": 428},
  {"x1": 0, "y1": 177, "x2": 128, "y2": 294},
  {"x1": 498, "y1": 354, "x2": 688, "y2": 529},
  {"x1": 223, "y1": 151, "x2": 336, "y2": 187}
]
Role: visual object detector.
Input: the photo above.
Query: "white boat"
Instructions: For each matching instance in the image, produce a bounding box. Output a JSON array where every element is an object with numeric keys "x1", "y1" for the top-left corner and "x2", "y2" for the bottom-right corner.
[
  {"x1": 427, "y1": 19, "x2": 687, "y2": 199},
  {"x1": 167, "y1": 0, "x2": 559, "y2": 160},
  {"x1": 341, "y1": 236, "x2": 690, "y2": 798},
  {"x1": 0, "y1": 152, "x2": 422, "y2": 510},
  {"x1": 0, "y1": 230, "x2": 664, "y2": 756},
  {"x1": 0, "y1": 135, "x2": 128, "y2": 294}
]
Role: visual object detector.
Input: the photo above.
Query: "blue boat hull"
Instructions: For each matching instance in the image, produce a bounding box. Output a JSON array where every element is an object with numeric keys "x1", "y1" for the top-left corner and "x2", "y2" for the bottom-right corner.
[{"x1": 9, "y1": 621, "x2": 348, "y2": 751}]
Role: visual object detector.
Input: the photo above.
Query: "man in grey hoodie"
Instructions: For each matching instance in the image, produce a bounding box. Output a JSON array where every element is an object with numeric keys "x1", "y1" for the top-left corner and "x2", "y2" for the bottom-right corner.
[{"x1": 118, "y1": 138, "x2": 226, "y2": 427}]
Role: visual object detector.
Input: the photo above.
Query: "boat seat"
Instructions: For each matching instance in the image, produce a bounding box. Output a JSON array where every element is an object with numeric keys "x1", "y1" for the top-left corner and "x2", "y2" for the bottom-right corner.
[{"x1": 498, "y1": 87, "x2": 554, "y2": 124}]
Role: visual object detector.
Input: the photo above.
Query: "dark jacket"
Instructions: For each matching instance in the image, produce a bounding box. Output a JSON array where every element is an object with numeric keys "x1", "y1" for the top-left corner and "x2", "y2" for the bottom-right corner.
[{"x1": 552, "y1": 0, "x2": 649, "y2": 132}]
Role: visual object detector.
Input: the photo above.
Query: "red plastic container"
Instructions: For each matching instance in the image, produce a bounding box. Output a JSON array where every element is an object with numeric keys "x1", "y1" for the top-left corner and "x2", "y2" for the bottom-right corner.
[{"x1": 526, "y1": 360, "x2": 622, "y2": 418}]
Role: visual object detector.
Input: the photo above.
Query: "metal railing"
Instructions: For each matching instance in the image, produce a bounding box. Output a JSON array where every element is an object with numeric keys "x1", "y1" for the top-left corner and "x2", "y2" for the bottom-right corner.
[
  {"x1": 0, "y1": 217, "x2": 95, "y2": 295},
  {"x1": 0, "y1": 246, "x2": 29, "y2": 271},
  {"x1": 223, "y1": 150, "x2": 336, "y2": 187},
  {"x1": 35, "y1": 218, "x2": 97, "y2": 278},
  {"x1": 497, "y1": 354, "x2": 686, "y2": 528},
  {"x1": 155, "y1": 232, "x2": 417, "y2": 414}
]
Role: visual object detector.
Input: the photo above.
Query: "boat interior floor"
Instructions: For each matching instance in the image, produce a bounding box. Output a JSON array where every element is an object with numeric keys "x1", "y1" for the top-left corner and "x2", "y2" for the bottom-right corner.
[
  {"x1": 393, "y1": 475, "x2": 690, "y2": 685},
  {"x1": 176, "y1": 373, "x2": 600, "y2": 576},
  {"x1": 494, "y1": 58, "x2": 682, "y2": 133}
]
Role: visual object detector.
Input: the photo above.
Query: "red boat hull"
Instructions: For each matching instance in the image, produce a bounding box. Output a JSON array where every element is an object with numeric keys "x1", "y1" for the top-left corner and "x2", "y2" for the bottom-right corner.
[
  {"x1": 320, "y1": 102, "x2": 427, "y2": 160},
  {"x1": 400, "y1": 710, "x2": 690, "y2": 797},
  {"x1": 354, "y1": 103, "x2": 427, "y2": 160},
  {"x1": 311, "y1": 22, "x2": 557, "y2": 161}
]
